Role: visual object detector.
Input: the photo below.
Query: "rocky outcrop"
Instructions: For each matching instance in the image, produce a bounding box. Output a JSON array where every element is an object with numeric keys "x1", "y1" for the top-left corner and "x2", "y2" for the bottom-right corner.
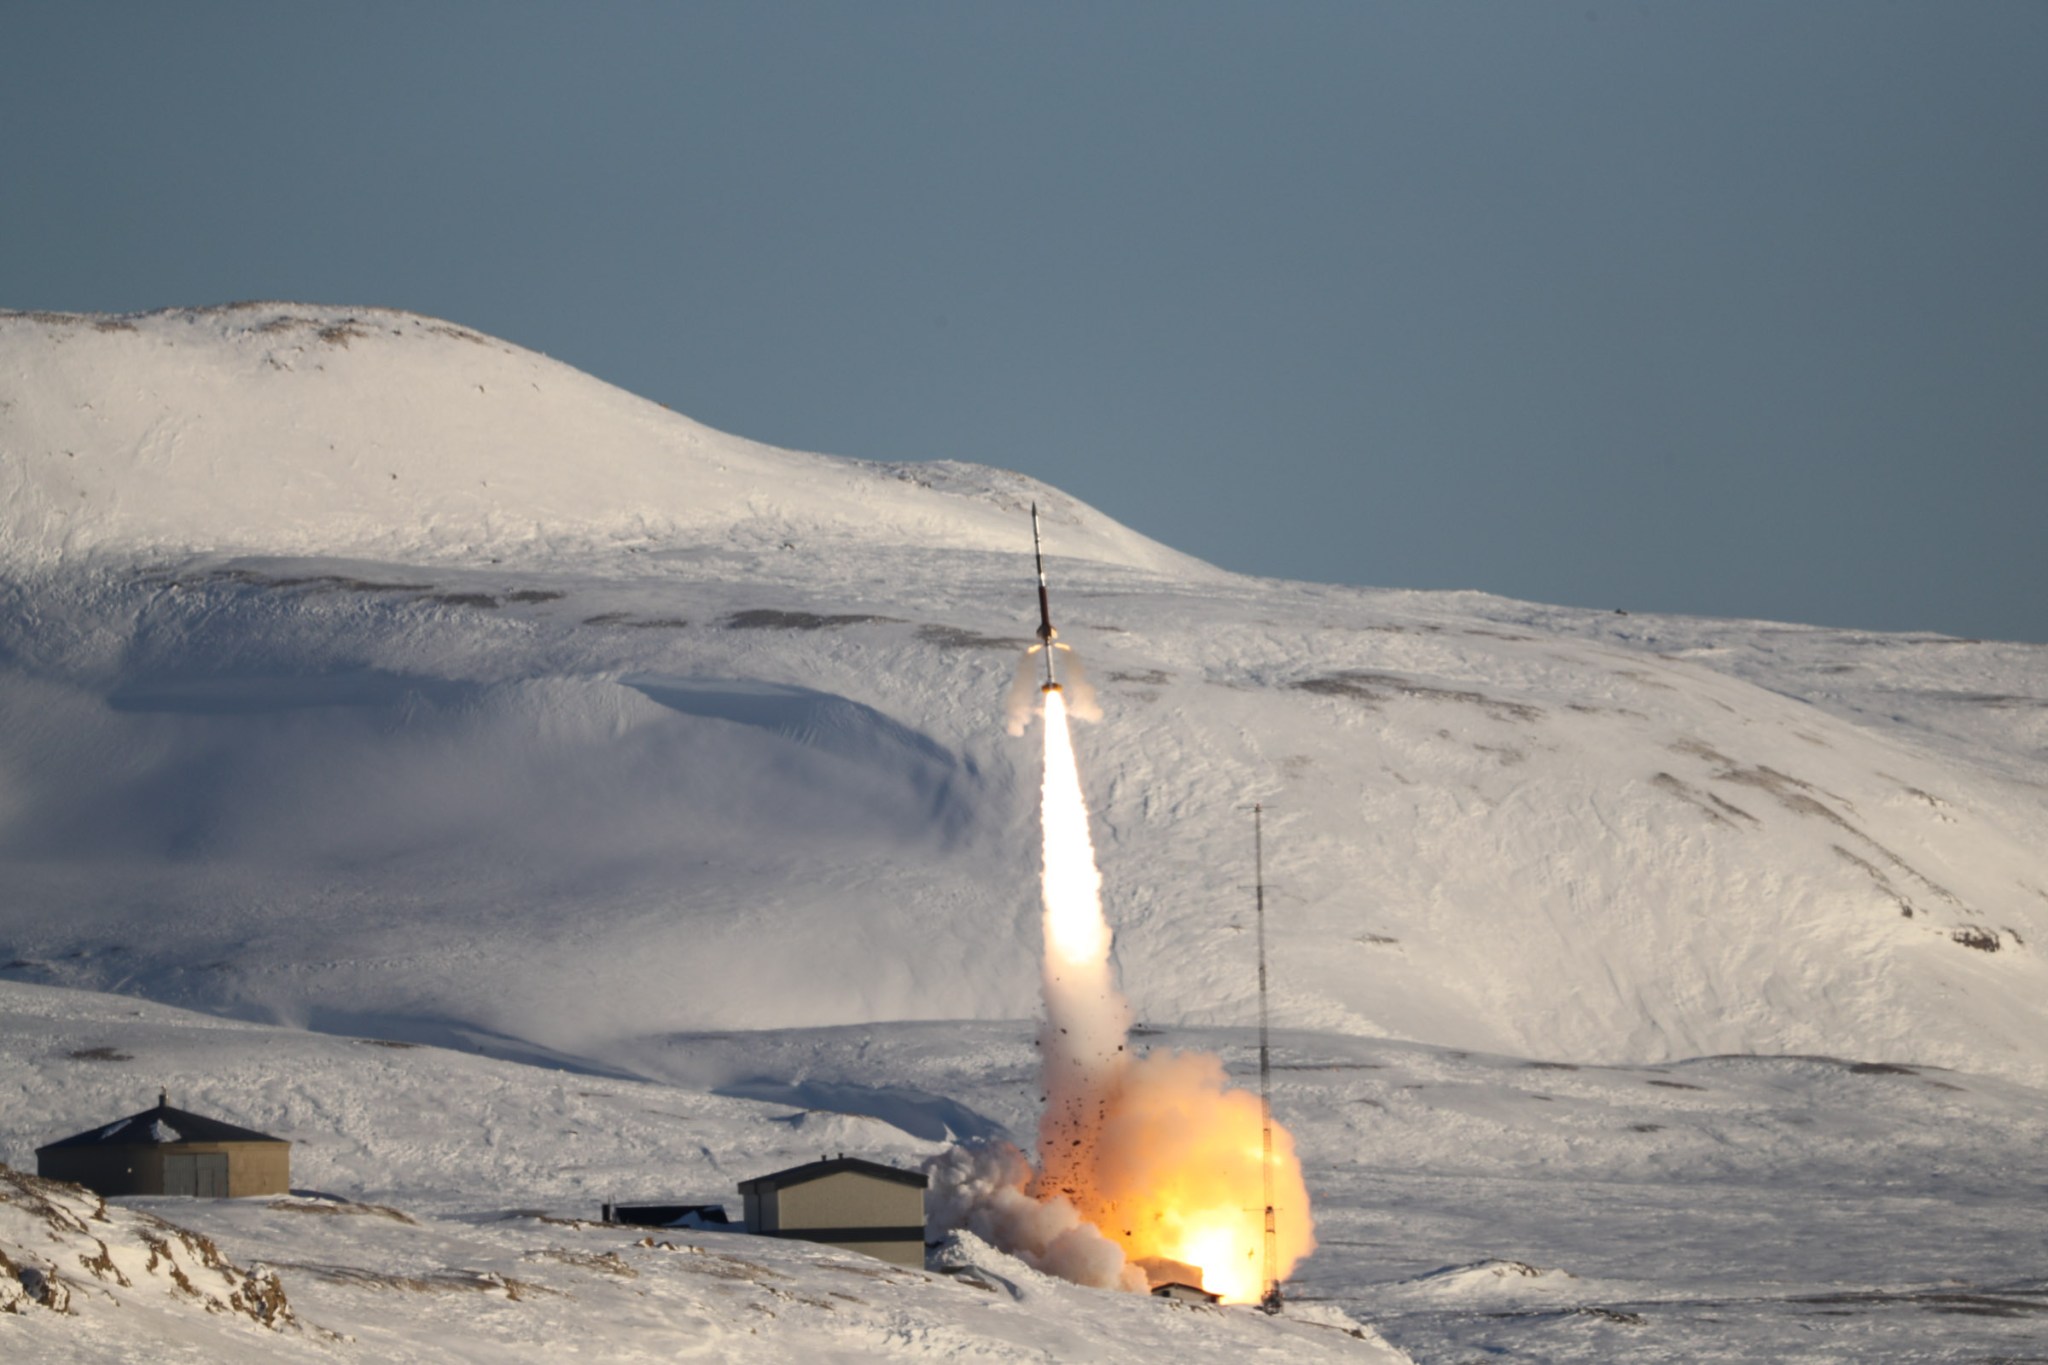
[{"x1": 0, "y1": 1162, "x2": 292, "y2": 1329}]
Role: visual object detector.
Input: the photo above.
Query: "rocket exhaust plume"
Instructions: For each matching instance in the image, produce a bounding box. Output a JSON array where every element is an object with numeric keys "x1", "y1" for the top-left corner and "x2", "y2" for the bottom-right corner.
[
  {"x1": 933, "y1": 519, "x2": 1314, "y2": 1302},
  {"x1": 1032, "y1": 686, "x2": 1130, "y2": 1199}
]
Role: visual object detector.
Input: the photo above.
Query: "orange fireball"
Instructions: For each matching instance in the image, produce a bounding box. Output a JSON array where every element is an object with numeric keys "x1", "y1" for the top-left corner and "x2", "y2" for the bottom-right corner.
[{"x1": 1067, "y1": 1049, "x2": 1315, "y2": 1303}]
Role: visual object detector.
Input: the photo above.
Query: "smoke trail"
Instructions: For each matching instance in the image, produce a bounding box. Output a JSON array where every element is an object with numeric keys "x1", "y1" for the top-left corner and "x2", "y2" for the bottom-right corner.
[{"x1": 1033, "y1": 686, "x2": 1130, "y2": 1200}]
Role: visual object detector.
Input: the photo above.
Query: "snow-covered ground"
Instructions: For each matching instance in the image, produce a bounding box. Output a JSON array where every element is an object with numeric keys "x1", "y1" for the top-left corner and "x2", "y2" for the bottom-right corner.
[
  {"x1": 3, "y1": 304, "x2": 2045, "y2": 1359},
  {"x1": 4, "y1": 981, "x2": 2045, "y2": 1361}
]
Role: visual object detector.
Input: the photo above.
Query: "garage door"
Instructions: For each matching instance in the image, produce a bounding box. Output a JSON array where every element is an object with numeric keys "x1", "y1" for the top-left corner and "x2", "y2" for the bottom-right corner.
[{"x1": 162, "y1": 1152, "x2": 230, "y2": 1197}]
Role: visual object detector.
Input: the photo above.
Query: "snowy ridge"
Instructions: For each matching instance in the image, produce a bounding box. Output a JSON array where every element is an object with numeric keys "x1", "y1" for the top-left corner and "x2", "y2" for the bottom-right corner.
[{"x1": 0, "y1": 305, "x2": 1209, "y2": 576}]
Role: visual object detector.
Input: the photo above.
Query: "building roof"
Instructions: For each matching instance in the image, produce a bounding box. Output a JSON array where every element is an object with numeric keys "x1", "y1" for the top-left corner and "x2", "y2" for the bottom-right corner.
[
  {"x1": 736, "y1": 1156, "x2": 928, "y2": 1194},
  {"x1": 36, "y1": 1095, "x2": 287, "y2": 1151}
]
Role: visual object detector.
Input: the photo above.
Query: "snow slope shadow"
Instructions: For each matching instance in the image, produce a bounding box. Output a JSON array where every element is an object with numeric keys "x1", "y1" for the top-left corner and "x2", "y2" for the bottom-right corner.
[
  {"x1": 712, "y1": 1077, "x2": 1011, "y2": 1144},
  {"x1": 293, "y1": 1006, "x2": 646, "y2": 1081},
  {"x1": 620, "y1": 675, "x2": 979, "y2": 839},
  {"x1": 107, "y1": 668, "x2": 482, "y2": 715}
]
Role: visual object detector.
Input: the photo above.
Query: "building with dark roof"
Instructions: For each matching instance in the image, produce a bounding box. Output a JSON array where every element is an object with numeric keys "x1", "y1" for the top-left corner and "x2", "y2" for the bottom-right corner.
[
  {"x1": 737, "y1": 1156, "x2": 928, "y2": 1267},
  {"x1": 36, "y1": 1091, "x2": 290, "y2": 1198},
  {"x1": 1151, "y1": 1280, "x2": 1221, "y2": 1305},
  {"x1": 602, "y1": 1201, "x2": 731, "y2": 1229}
]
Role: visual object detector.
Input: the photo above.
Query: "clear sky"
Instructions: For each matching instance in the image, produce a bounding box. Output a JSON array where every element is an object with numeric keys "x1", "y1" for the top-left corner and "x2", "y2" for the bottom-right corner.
[{"x1": 5, "y1": 2, "x2": 2044, "y2": 642}]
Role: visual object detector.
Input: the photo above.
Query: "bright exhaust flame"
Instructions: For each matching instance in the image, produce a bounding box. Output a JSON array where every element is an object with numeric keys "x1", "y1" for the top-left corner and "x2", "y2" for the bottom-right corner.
[{"x1": 932, "y1": 684, "x2": 1314, "y2": 1304}]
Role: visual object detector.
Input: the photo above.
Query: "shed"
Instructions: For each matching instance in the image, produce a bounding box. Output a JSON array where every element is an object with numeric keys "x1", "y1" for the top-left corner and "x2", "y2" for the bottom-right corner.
[
  {"x1": 603, "y1": 1201, "x2": 731, "y2": 1229},
  {"x1": 737, "y1": 1156, "x2": 928, "y2": 1267},
  {"x1": 36, "y1": 1091, "x2": 290, "y2": 1199},
  {"x1": 1152, "y1": 1280, "x2": 1221, "y2": 1305}
]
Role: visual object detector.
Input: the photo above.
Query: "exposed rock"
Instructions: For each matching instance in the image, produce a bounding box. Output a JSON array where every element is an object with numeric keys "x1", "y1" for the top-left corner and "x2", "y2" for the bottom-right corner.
[{"x1": 0, "y1": 1162, "x2": 294, "y2": 1329}]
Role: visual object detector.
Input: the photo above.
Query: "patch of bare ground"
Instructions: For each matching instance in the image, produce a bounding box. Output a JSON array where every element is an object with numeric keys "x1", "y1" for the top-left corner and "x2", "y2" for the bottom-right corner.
[
  {"x1": 2, "y1": 1164, "x2": 294, "y2": 1327},
  {"x1": 1291, "y1": 670, "x2": 1542, "y2": 722},
  {"x1": 273, "y1": 1261, "x2": 555, "y2": 1299},
  {"x1": 724, "y1": 609, "x2": 900, "y2": 630},
  {"x1": 918, "y1": 624, "x2": 1031, "y2": 650},
  {"x1": 1676, "y1": 743, "x2": 1979, "y2": 930},
  {"x1": 524, "y1": 1247, "x2": 637, "y2": 1277},
  {"x1": 633, "y1": 1239, "x2": 787, "y2": 1282},
  {"x1": 582, "y1": 613, "x2": 690, "y2": 628},
  {"x1": 1834, "y1": 845, "x2": 1920, "y2": 917},
  {"x1": 1654, "y1": 770, "x2": 1763, "y2": 826},
  {"x1": 1792, "y1": 1286, "x2": 2048, "y2": 1317},
  {"x1": 168, "y1": 568, "x2": 435, "y2": 594},
  {"x1": 316, "y1": 321, "x2": 370, "y2": 347},
  {"x1": 1952, "y1": 926, "x2": 2004, "y2": 952}
]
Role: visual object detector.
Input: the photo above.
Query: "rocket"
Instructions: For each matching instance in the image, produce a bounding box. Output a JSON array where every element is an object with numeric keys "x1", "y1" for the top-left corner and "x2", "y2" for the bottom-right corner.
[{"x1": 1032, "y1": 502, "x2": 1059, "y2": 690}]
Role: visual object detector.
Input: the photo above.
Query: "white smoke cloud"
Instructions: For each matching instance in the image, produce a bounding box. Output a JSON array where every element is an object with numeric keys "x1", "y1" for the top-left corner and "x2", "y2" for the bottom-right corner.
[
  {"x1": 1004, "y1": 652, "x2": 1042, "y2": 738},
  {"x1": 927, "y1": 1142, "x2": 1148, "y2": 1293},
  {"x1": 1058, "y1": 651, "x2": 1102, "y2": 724}
]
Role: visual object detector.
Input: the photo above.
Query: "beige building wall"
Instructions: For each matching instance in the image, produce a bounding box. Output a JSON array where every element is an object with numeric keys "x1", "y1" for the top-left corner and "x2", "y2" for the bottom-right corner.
[
  {"x1": 196, "y1": 1141, "x2": 290, "y2": 1197},
  {"x1": 774, "y1": 1171, "x2": 923, "y2": 1232},
  {"x1": 749, "y1": 1170, "x2": 927, "y2": 1268},
  {"x1": 821, "y1": 1237, "x2": 926, "y2": 1269},
  {"x1": 36, "y1": 1142, "x2": 289, "y2": 1198}
]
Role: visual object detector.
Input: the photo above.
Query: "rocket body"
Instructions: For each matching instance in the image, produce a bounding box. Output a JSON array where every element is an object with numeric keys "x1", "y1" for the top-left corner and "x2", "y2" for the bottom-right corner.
[{"x1": 1031, "y1": 503, "x2": 1059, "y2": 689}]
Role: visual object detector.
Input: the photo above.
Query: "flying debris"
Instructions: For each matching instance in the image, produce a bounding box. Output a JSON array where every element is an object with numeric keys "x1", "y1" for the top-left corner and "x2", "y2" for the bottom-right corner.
[{"x1": 1032, "y1": 502, "x2": 1059, "y2": 690}]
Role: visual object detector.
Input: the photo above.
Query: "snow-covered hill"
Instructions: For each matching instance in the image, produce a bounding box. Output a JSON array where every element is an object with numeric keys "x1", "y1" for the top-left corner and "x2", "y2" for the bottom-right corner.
[
  {"x1": 0, "y1": 304, "x2": 1206, "y2": 576},
  {"x1": 4, "y1": 304, "x2": 2043, "y2": 1089}
]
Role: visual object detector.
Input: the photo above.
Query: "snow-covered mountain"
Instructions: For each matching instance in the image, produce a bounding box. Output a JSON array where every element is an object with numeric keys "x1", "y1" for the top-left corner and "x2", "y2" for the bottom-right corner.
[
  {"x1": 4, "y1": 303, "x2": 2043, "y2": 1085},
  {"x1": 0, "y1": 303, "x2": 1203, "y2": 574},
  {"x1": 4, "y1": 303, "x2": 2047, "y2": 1360}
]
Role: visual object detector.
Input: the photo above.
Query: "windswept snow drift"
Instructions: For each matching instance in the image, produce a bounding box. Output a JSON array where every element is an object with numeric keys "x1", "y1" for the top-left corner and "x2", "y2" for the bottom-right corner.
[{"x1": 1, "y1": 303, "x2": 2044, "y2": 1090}]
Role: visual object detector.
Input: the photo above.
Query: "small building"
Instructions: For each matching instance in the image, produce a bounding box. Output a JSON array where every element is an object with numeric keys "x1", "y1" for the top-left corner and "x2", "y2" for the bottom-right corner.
[
  {"x1": 737, "y1": 1156, "x2": 928, "y2": 1268},
  {"x1": 1151, "y1": 1280, "x2": 1222, "y2": 1305},
  {"x1": 36, "y1": 1091, "x2": 290, "y2": 1198},
  {"x1": 603, "y1": 1201, "x2": 731, "y2": 1229}
]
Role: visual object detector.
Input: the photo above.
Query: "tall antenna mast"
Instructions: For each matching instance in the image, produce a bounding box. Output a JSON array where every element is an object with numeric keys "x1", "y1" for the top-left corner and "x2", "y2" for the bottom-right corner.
[{"x1": 1254, "y1": 802, "x2": 1282, "y2": 1314}]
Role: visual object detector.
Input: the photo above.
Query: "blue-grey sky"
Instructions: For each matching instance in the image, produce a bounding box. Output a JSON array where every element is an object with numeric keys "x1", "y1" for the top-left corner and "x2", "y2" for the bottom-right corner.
[{"x1": 6, "y1": 3, "x2": 2044, "y2": 642}]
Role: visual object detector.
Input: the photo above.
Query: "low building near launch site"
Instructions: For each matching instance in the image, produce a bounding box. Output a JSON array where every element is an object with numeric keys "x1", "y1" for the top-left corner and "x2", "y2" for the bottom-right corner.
[
  {"x1": 602, "y1": 1200, "x2": 731, "y2": 1229},
  {"x1": 1151, "y1": 1280, "x2": 1222, "y2": 1306},
  {"x1": 738, "y1": 1156, "x2": 929, "y2": 1267},
  {"x1": 35, "y1": 1091, "x2": 291, "y2": 1198}
]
